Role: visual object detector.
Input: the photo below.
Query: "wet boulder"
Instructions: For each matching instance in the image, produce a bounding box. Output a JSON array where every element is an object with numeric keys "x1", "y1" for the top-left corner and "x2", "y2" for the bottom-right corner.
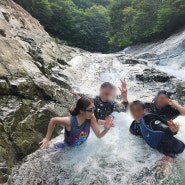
[
  {"x1": 136, "y1": 68, "x2": 170, "y2": 82},
  {"x1": 0, "y1": 0, "x2": 81, "y2": 182}
]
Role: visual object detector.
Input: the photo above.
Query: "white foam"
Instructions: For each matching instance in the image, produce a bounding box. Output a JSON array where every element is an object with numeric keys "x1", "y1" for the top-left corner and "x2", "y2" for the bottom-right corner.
[{"x1": 11, "y1": 53, "x2": 185, "y2": 185}]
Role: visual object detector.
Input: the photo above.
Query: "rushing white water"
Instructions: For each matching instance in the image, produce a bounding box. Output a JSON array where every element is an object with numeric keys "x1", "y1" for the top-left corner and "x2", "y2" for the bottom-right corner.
[
  {"x1": 147, "y1": 61, "x2": 185, "y2": 81},
  {"x1": 10, "y1": 53, "x2": 185, "y2": 185}
]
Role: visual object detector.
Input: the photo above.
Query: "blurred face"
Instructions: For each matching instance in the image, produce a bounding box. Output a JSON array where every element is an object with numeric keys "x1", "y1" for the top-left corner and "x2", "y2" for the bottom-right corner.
[
  {"x1": 130, "y1": 105, "x2": 145, "y2": 122},
  {"x1": 100, "y1": 87, "x2": 115, "y2": 101},
  {"x1": 155, "y1": 94, "x2": 169, "y2": 109},
  {"x1": 83, "y1": 103, "x2": 95, "y2": 120}
]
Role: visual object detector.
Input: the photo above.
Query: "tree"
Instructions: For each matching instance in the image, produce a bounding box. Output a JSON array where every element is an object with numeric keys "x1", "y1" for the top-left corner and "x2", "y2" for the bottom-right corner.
[{"x1": 14, "y1": 0, "x2": 185, "y2": 53}]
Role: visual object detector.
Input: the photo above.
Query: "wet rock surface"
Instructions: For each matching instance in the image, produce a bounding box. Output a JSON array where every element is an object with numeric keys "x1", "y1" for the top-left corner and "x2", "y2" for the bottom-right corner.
[
  {"x1": 1, "y1": 0, "x2": 185, "y2": 185},
  {"x1": 136, "y1": 68, "x2": 170, "y2": 83},
  {"x1": 0, "y1": 0, "x2": 82, "y2": 182}
]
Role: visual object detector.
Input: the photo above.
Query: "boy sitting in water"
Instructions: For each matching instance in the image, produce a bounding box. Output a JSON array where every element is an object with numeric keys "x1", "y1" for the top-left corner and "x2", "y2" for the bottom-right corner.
[{"x1": 129, "y1": 100, "x2": 185, "y2": 157}]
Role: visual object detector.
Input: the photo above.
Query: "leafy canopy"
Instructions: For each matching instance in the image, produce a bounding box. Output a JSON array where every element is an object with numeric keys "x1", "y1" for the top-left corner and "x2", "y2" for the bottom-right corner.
[{"x1": 14, "y1": 0, "x2": 185, "y2": 53}]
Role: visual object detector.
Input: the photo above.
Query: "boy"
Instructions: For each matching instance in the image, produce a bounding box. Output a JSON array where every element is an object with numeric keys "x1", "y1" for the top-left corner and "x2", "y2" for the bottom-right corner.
[{"x1": 129, "y1": 100, "x2": 184, "y2": 157}]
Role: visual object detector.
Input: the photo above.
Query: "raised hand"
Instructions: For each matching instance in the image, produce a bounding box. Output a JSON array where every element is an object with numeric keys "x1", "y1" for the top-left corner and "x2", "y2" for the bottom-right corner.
[
  {"x1": 104, "y1": 116, "x2": 114, "y2": 130},
  {"x1": 39, "y1": 138, "x2": 50, "y2": 149},
  {"x1": 120, "y1": 78, "x2": 127, "y2": 89},
  {"x1": 167, "y1": 120, "x2": 179, "y2": 133},
  {"x1": 119, "y1": 79, "x2": 127, "y2": 100}
]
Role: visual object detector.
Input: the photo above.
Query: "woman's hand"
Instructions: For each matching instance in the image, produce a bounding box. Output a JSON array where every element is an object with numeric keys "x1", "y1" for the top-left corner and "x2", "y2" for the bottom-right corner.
[
  {"x1": 69, "y1": 90, "x2": 78, "y2": 95},
  {"x1": 104, "y1": 116, "x2": 114, "y2": 130},
  {"x1": 39, "y1": 138, "x2": 50, "y2": 149},
  {"x1": 167, "y1": 120, "x2": 179, "y2": 133}
]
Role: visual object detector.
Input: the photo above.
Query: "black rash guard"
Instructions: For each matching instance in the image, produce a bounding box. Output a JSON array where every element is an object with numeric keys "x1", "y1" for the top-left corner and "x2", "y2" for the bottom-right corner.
[
  {"x1": 144, "y1": 102, "x2": 180, "y2": 121},
  {"x1": 93, "y1": 96, "x2": 128, "y2": 120}
]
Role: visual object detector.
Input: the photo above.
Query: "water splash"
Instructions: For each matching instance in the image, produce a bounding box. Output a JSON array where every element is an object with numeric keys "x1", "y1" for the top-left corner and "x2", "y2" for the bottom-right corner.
[{"x1": 10, "y1": 53, "x2": 185, "y2": 185}]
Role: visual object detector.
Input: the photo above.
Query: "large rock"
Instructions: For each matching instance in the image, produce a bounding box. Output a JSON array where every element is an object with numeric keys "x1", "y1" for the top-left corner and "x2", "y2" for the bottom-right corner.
[
  {"x1": 0, "y1": 0, "x2": 81, "y2": 182},
  {"x1": 136, "y1": 68, "x2": 171, "y2": 83}
]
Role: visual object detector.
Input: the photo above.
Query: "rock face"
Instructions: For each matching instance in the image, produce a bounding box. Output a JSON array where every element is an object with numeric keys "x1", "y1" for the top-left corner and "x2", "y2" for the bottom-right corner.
[
  {"x1": 0, "y1": 0, "x2": 81, "y2": 182},
  {"x1": 136, "y1": 68, "x2": 170, "y2": 83},
  {"x1": 1, "y1": 1, "x2": 185, "y2": 184}
]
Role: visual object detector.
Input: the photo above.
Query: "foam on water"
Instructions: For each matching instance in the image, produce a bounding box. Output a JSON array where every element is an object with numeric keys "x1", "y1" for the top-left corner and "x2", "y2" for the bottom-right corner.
[
  {"x1": 10, "y1": 53, "x2": 185, "y2": 185},
  {"x1": 148, "y1": 61, "x2": 185, "y2": 81}
]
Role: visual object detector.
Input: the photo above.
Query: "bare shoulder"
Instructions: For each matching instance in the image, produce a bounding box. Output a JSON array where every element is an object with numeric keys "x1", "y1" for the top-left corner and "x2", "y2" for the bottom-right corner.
[{"x1": 52, "y1": 116, "x2": 70, "y2": 126}]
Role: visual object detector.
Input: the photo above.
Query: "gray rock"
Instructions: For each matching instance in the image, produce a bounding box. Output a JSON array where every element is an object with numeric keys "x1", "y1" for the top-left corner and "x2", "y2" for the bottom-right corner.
[
  {"x1": 136, "y1": 68, "x2": 170, "y2": 83},
  {"x1": 0, "y1": 0, "x2": 81, "y2": 181}
]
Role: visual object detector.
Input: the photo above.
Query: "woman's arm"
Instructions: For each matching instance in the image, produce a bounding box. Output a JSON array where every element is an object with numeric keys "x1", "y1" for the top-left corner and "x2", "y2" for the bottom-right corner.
[
  {"x1": 97, "y1": 119, "x2": 106, "y2": 125},
  {"x1": 70, "y1": 90, "x2": 91, "y2": 98},
  {"x1": 169, "y1": 99, "x2": 185, "y2": 115},
  {"x1": 91, "y1": 115, "x2": 113, "y2": 138},
  {"x1": 39, "y1": 117, "x2": 70, "y2": 148}
]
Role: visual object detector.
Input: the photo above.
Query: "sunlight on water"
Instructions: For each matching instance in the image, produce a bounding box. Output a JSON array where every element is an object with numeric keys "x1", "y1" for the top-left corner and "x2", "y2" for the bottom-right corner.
[{"x1": 10, "y1": 53, "x2": 185, "y2": 185}]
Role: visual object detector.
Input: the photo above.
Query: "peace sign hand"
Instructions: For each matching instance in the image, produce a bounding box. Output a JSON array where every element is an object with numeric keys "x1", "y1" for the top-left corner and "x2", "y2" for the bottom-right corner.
[
  {"x1": 120, "y1": 78, "x2": 127, "y2": 89},
  {"x1": 119, "y1": 79, "x2": 127, "y2": 100}
]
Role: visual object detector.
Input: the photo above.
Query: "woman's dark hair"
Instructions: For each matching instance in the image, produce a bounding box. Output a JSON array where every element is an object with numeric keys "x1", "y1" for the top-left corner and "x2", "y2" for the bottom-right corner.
[
  {"x1": 130, "y1": 100, "x2": 145, "y2": 110},
  {"x1": 70, "y1": 97, "x2": 94, "y2": 116},
  {"x1": 100, "y1": 82, "x2": 116, "y2": 90}
]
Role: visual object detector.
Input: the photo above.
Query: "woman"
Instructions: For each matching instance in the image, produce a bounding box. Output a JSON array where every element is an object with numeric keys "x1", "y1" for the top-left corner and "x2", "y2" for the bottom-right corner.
[{"x1": 39, "y1": 97, "x2": 114, "y2": 149}]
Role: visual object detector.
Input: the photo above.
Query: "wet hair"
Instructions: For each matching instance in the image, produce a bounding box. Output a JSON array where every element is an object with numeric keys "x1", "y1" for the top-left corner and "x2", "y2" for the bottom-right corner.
[
  {"x1": 157, "y1": 90, "x2": 171, "y2": 98},
  {"x1": 153, "y1": 90, "x2": 172, "y2": 103},
  {"x1": 130, "y1": 100, "x2": 145, "y2": 110},
  {"x1": 100, "y1": 82, "x2": 116, "y2": 90},
  {"x1": 70, "y1": 97, "x2": 94, "y2": 116}
]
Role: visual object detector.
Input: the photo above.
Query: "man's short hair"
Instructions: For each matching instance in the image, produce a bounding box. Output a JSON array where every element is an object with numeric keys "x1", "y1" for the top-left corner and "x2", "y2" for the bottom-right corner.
[
  {"x1": 130, "y1": 100, "x2": 145, "y2": 110},
  {"x1": 100, "y1": 82, "x2": 116, "y2": 90}
]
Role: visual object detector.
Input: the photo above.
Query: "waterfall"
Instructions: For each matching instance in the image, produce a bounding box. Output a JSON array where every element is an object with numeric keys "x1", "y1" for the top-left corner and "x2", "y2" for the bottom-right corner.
[{"x1": 10, "y1": 53, "x2": 185, "y2": 185}]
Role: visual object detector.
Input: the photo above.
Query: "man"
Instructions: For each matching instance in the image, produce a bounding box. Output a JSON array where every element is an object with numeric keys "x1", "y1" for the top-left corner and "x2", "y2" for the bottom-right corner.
[{"x1": 144, "y1": 90, "x2": 185, "y2": 121}]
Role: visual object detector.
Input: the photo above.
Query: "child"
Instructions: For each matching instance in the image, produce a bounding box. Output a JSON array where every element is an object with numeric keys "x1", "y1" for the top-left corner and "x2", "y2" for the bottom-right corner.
[
  {"x1": 39, "y1": 97, "x2": 114, "y2": 149},
  {"x1": 71, "y1": 80, "x2": 128, "y2": 125},
  {"x1": 129, "y1": 100, "x2": 185, "y2": 157}
]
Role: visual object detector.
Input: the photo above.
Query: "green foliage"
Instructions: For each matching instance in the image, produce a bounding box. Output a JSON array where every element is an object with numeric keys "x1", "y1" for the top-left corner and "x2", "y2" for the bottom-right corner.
[
  {"x1": 155, "y1": 0, "x2": 185, "y2": 37},
  {"x1": 75, "y1": 5, "x2": 110, "y2": 52},
  {"x1": 109, "y1": 0, "x2": 185, "y2": 51},
  {"x1": 14, "y1": 0, "x2": 185, "y2": 53},
  {"x1": 72, "y1": 0, "x2": 111, "y2": 9}
]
